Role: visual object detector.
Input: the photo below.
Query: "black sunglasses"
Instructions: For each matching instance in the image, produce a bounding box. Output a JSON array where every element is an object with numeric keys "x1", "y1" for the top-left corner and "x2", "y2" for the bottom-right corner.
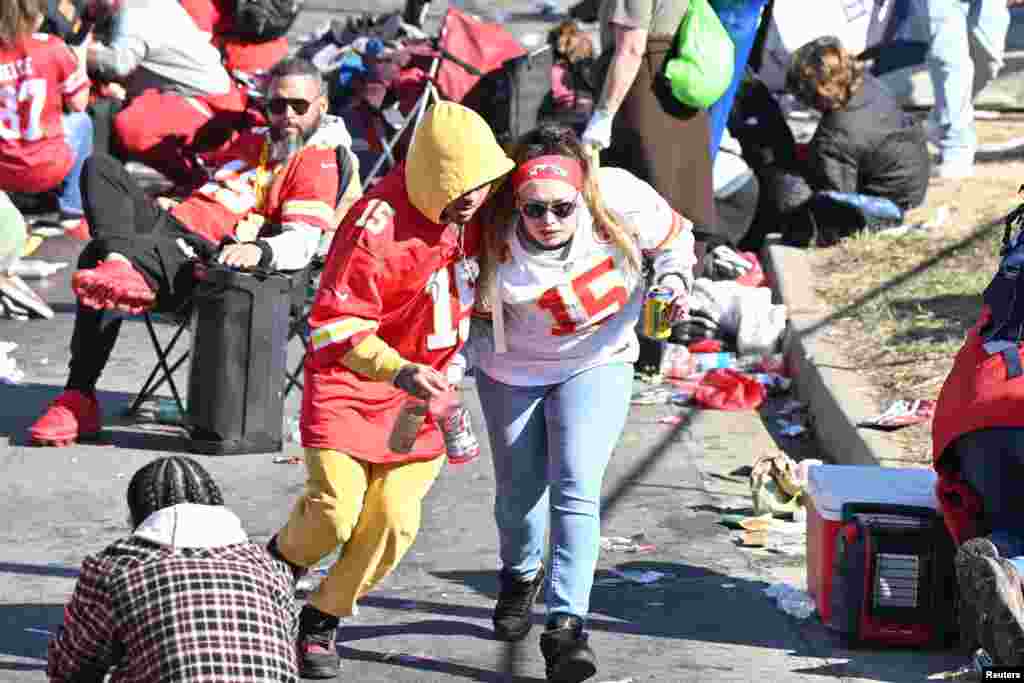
[
  {"x1": 519, "y1": 198, "x2": 578, "y2": 220},
  {"x1": 266, "y1": 97, "x2": 314, "y2": 116}
]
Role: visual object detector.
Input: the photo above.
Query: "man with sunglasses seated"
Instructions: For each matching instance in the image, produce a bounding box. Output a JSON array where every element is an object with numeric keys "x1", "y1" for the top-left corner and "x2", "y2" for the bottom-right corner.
[{"x1": 29, "y1": 57, "x2": 362, "y2": 447}]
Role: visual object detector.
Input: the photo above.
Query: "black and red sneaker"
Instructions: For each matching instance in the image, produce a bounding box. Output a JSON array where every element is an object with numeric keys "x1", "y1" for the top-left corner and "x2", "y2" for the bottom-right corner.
[{"x1": 297, "y1": 605, "x2": 340, "y2": 679}]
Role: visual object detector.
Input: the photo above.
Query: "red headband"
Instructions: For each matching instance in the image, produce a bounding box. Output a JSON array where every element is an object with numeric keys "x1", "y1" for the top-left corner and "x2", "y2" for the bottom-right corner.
[{"x1": 510, "y1": 155, "x2": 584, "y2": 193}]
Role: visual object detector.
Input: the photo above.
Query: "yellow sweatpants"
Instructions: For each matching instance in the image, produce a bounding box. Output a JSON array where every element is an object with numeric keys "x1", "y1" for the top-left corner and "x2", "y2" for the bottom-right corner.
[{"x1": 276, "y1": 448, "x2": 445, "y2": 618}]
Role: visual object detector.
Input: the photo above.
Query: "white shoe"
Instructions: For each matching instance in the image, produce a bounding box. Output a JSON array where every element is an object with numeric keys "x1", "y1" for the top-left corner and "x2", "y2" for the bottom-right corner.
[{"x1": 0, "y1": 273, "x2": 54, "y2": 319}]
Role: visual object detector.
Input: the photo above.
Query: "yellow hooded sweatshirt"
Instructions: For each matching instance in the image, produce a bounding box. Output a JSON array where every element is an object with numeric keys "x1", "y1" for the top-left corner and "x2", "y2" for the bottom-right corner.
[{"x1": 338, "y1": 101, "x2": 515, "y2": 383}]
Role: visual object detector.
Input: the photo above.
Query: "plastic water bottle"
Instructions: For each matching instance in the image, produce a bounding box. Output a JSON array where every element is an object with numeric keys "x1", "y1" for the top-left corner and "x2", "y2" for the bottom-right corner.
[
  {"x1": 431, "y1": 390, "x2": 480, "y2": 466},
  {"x1": 388, "y1": 395, "x2": 429, "y2": 454}
]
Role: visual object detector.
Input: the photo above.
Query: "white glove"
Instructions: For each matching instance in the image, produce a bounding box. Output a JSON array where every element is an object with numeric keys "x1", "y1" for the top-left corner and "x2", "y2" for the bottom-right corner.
[
  {"x1": 581, "y1": 108, "x2": 614, "y2": 151},
  {"x1": 703, "y1": 245, "x2": 753, "y2": 281}
]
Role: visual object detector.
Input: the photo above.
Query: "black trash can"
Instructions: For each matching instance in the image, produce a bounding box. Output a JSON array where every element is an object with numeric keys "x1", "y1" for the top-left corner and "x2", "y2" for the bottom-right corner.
[{"x1": 186, "y1": 263, "x2": 296, "y2": 455}]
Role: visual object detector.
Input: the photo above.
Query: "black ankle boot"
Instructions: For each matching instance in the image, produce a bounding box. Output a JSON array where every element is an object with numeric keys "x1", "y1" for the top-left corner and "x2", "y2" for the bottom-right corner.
[
  {"x1": 492, "y1": 565, "x2": 546, "y2": 641},
  {"x1": 297, "y1": 604, "x2": 341, "y2": 679},
  {"x1": 539, "y1": 615, "x2": 597, "y2": 683}
]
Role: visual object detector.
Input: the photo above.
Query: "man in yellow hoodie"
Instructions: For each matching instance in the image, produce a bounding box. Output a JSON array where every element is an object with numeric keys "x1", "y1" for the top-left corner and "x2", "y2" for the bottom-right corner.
[{"x1": 266, "y1": 101, "x2": 515, "y2": 679}]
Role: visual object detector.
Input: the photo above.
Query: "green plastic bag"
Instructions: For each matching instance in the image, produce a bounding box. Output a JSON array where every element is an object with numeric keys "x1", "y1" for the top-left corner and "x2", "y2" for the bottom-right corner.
[{"x1": 663, "y1": 0, "x2": 735, "y2": 109}]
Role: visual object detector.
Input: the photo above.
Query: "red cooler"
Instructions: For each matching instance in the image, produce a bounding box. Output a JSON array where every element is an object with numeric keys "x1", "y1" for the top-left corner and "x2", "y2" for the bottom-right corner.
[{"x1": 805, "y1": 465, "x2": 939, "y2": 624}]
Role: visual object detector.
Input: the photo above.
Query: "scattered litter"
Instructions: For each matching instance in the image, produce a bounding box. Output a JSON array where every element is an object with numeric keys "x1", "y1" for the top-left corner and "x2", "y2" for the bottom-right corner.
[
  {"x1": 660, "y1": 342, "x2": 694, "y2": 379},
  {"x1": 39, "y1": 357, "x2": 48, "y2": 364},
  {"x1": 877, "y1": 204, "x2": 951, "y2": 238},
  {"x1": 283, "y1": 416, "x2": 300, "y2": 443},
  {"x1": 777, "y1": 420, "x2": 806, "y2": 437},
  {"x1": 24, "y1": 627, "x2": 54, "y2": 636},
  {"x1": 752, "y1": 373, "x2": 792, "y2": 393},
  {"x1": 0, "y1": 342, "x2": 24, "y2": 384},
  {"x1": 645, "y1": 602, "x2": 664, "y2": 607},
  {"x1": 609, "y1": 568, "x2": 667, "y2": 584},
  {"x1": 115, "y1": 473, "x2": 126, "y2": 479},
  {"x1": 692, "y1": 352, "x2": 737, "y2": 373},
  {"x1": 656, "y1": 415, "x2": 683, "y2": 425},
  {"x1": 600, "y1": 533, "x2": 656, "y2": 553},
  {"x1": 134, "y1": 397, "x2": 183, "y2": 425},
  {"x1": 764, "y1": 582, "x2": 815, "y2": 619},
  {"x1": 631, "y1": 386, "x2": 676, "y2": 405},
  {"x1": 273, "y1": 456, "x2": 303, "y2": 464},
  {"x1": 520, "y1": 32, "x2": 543, "y2": 48},
  {"x1": 752, "y1": 354, "x2": 787, "y2": 375},
  {"x1": 751, "y1": 451, "x2": 806, "y2": 516},
  {"x1": 721, "y1": 583, "x2": 736, "y2": 588},
  {"x1": 741, "y1": 529, "x2": 768, "y2": 546},
  {"x1": 857, "y1": 399, "x2": 935, "y2": 430},
  {"x1": 10, "y1": 259, "x2": 69, "y2": 279}
]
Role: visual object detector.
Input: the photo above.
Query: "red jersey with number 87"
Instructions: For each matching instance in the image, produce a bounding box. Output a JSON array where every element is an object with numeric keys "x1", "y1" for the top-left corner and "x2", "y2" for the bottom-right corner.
[
  {"x1": 301, "y1": 164, "x2": 480, "y2": 463},
  {"x1": 0, "y1": 34, "x2": 88, "y2": 193}
]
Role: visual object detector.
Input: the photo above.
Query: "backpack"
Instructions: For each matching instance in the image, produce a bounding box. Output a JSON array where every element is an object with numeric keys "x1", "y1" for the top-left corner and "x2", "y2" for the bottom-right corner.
[
  {"x1": 232, "y1": 0, "x2": 302, "y2": 43},
  {"x1": 980, "y1": 196, "x2": 1024, "y2": 352}
]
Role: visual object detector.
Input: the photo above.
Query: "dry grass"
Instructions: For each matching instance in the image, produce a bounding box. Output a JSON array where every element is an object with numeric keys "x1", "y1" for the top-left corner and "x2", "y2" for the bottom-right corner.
[{"x1": 807, "y1": 125, "x2": 1024, "y2": 464}]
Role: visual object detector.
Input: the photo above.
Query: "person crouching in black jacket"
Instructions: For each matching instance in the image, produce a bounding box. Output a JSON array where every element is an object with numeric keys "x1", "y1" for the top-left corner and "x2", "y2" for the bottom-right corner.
[{"x1": 779, "y1": 35, "x2": 930, "y2": 246}]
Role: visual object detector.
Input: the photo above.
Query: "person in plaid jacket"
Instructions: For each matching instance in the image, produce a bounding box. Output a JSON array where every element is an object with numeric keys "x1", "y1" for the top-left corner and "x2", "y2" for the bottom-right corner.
[{"x1": 47, "y1": 456, "x2": 299, "y2": 682}]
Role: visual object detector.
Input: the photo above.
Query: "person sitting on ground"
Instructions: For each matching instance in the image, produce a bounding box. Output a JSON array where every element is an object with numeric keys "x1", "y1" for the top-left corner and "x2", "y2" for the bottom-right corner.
[
  {"x1": 0, "y1": 0, "x2": 93, "y2": 235},
  {"x1": 932, "y1": 214, "x2": 1024, "y2": 666},
  {"x1": 47, "y1": 456, "x2": 300, "y2": 682},
  {"x1": 781, "y1": 35, "x2": 930, "y2": 246},
  {"x1": 28, "y1": 57, "x2": 360, "y2": 447},
  {"x1": 470, "y1": 123, "x2": 694, "y2": 683},
  {"x1": 80, "y1": 0, "x2": 249, "y2": 190}
]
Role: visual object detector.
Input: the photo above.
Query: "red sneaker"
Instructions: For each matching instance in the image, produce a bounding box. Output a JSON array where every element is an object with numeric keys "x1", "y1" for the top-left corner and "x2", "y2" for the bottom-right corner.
[
  {"x1": 72, "y1": 260, "x2": 155, "y2": 314},
  {"x1": 29, "y1": 389, "x2": 101, "y2": 447}
]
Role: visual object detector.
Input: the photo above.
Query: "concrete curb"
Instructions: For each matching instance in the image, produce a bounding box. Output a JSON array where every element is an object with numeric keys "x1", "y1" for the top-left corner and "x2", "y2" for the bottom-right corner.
[{"x1": 760, "y1": 236, "x2": 904, "y2": 466}]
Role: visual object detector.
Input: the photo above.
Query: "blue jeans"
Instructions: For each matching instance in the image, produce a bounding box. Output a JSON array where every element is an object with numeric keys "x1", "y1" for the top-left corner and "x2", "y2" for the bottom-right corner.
[
  {"x1": 956, "y1": 428, "x2": 1024, "y2": 575},
  {"x1": 476, "y1": 362, "x2": 634, "y2": 620},
  {"x1": 925, "y1": 0, "x2": 1009, "y2": 165},
  {"x1": 58, "y1": 112, "x2": 93, "y2": 217},
  {"x1": 708, "y1": 0, "x2": 768, "y2": 159}
]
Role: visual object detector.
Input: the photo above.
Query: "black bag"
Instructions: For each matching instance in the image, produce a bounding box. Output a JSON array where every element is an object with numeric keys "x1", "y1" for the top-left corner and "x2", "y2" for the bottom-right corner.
[
  {"x1": 980, "y1": 199, "x2": 1024, "y2": 348},
  {"x1": 462, "y1": 46, "x2": 555, "y2": 146},
  {"x1": 232, "y1": 0, "x2": 302, "y2": 43}
]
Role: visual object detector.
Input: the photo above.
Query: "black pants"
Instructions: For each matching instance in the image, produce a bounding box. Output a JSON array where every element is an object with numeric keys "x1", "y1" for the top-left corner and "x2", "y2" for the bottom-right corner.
[{"x1": 67, "y1": 155, "x2": 216, "y2": 393}]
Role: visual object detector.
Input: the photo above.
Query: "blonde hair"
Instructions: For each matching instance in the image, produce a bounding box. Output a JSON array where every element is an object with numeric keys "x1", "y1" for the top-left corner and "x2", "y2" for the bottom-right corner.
[
  {"x1": 0, "y1": 0, "x2": 45, "y2": 47},
  {"x1": 477, "y1": 124, "x2": 641, "y2": 313}
]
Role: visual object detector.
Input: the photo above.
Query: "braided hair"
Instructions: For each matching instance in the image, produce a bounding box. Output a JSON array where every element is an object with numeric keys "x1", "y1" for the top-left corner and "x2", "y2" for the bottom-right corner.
[{"x1": 126, "y1": 456, "x2": 225, "y2": 528}]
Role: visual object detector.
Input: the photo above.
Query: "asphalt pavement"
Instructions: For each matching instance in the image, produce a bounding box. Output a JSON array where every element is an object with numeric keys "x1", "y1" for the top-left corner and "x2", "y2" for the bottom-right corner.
[{"x1": 0, "y1": 2, "x2": 975, "y2": 681}]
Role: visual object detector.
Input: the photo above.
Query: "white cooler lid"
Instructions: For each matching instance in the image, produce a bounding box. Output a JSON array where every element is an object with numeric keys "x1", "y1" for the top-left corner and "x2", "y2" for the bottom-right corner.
[{"x1": 806, "y1": 465, "x2": 938, "y2": 521}]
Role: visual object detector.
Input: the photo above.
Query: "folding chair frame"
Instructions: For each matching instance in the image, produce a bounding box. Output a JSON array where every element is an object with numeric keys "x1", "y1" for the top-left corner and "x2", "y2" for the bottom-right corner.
[
  {"x1": 363, "y1": 51, "x2": 444, "y2": 185},
  {"x1": 124, "y1": 311, "x2": 191, "y2": 419}
]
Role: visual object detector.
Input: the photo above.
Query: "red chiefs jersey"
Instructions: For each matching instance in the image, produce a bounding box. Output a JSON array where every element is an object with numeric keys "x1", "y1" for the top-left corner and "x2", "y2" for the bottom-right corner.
[
  {"x1": 171, "y1": 129, "x2": 339, "y2": 246},
  {"x1": 301, "y1": 164, "x2": 480, "y2": 463},
  {"x1": 0, "y1": 33, "x2": 88, "y2": 193}
]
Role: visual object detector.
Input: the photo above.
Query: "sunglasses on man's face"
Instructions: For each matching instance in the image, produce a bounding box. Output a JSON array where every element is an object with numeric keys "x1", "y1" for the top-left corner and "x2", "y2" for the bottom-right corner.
[
  {"x1": 266, "y1": 97, "x2": 314, "y2": 116},
  {"x1": 518, "y1": 198, "x2": 577, "y2": 220}
]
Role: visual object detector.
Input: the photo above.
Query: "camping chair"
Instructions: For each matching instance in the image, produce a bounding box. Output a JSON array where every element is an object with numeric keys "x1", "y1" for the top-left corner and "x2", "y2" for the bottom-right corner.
[
  {"x1": 361, "y1": 7, "x2": 528, "y2": 187},
  {"x1": 125, "y1": 143, "x2": 360, "y2": 419}
]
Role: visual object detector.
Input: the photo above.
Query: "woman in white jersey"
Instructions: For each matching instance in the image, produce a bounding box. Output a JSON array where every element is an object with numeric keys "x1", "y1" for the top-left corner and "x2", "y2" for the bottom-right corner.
[{"x1": 471, "y1": 124, "x2": 695, "y2": 683}]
